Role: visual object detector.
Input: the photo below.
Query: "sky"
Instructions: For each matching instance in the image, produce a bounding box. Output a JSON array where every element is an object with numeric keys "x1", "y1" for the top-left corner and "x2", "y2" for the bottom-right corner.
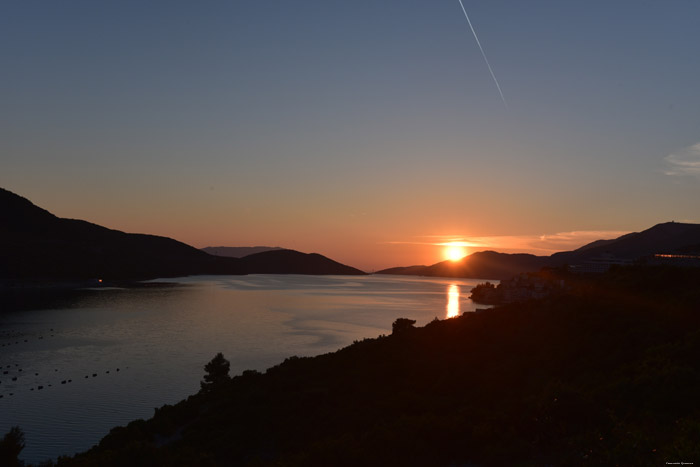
[{"x1": 2, "y1": 1, "x2": 700, "y2": 271}]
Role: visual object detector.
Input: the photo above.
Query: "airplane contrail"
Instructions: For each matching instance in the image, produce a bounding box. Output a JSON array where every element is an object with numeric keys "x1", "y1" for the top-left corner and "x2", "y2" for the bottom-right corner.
[{"x1": 457, "y1": 0, "x2": 507, "y2": 108}]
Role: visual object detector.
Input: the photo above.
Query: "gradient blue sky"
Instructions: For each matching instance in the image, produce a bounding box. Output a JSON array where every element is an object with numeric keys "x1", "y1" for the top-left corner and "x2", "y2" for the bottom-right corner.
[{"x1": 3, "y1": 1, "x2": 700, "y2": 270}]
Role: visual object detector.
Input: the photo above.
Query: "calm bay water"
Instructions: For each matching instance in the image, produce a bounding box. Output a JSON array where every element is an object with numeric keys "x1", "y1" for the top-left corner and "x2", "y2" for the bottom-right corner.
[{"x1": 0, "y1": 274, "x2": 487, "y2": 463}]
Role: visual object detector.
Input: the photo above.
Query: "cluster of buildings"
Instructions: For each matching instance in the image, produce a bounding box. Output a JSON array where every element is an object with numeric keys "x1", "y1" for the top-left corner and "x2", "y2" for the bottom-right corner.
[
  {"x1": 497, "y1": 273, "x2": 567, "y2": 303},
  {"x1": 568, "y1": 253, "x2": 634, "y2": 274},
  {"x1": 570, "y1": 252, "x2": 700, "y2": 273},
  {"x1": 470, "y1": 272, "x2": 567, "y2": 305},
  {"x1": 650, "y1": 253, "x2": 700, "y2": 268}
]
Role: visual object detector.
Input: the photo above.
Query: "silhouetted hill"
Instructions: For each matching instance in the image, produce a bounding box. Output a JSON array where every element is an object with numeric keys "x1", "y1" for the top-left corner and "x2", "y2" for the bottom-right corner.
[
  {"x1": 0, "y1": 188, "x2": 366, "y2": 282},
  {"x1": 57, "y1": 266, "x2": 700, "y2": 466},
  {"x1": 379, "y1": 222, "x2": 700, "y2": 279},
  {"x1": 378, "y1": 251, "x2": 550, "y2": 280},
  {"x1": 201, "y1": 246, "x2": 283, "y2": 258},
  {"x1": 0, "y1": 188, "x2": 244, "y2": 281},
  {"x1": 425, "y1": 251, "x2": 548, "y2": 279},
  {"x1": 551, "y1": 221, "x2": 700, "y2": 264},
  {"x1": 568, "y1": 237, "x2": 621, "y2": 252},
  {"x1": 239, "y1": 249, "x2": 366, "y2": 275},
  {"x1": 377, "y1": 265, "x2": 431, "y2": 276}
]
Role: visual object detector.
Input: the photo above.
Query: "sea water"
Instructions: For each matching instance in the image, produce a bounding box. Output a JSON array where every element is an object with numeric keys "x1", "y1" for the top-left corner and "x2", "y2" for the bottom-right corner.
[{"x1": 0, "y1": 274, "x2": 488, "y2": 464}]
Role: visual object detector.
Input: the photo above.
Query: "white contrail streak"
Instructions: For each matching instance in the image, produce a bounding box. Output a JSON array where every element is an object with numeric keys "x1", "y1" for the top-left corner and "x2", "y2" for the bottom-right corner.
[{"x1": 457, "y1": 0, "x2": 507, "y2": 108}]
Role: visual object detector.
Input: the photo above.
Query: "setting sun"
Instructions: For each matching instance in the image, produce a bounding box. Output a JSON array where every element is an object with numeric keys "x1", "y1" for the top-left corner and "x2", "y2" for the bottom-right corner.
[{"x1": 444, "y1": 243, "x2": 467, "y2": 262}]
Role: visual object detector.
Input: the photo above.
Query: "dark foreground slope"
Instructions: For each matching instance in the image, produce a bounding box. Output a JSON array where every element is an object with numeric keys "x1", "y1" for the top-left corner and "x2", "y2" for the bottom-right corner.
[
  {"x1": 0, "y1": 188, "x2": 243, "y2": 281},
  {"x1": 57, "y1": 266, "x2": 700, "y2": 466}
]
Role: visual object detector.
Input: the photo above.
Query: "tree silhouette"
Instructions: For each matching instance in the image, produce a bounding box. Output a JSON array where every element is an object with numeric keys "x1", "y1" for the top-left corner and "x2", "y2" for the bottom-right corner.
[
  {"x1": 200, "y1": 352, "x2": 231, "y2": 393},
  {"x1": 0, "y1": 426, "x2": 25, "y2": 467},
  {"x1": 392, "y1": 318, "x2": 416, "y2": 335}
]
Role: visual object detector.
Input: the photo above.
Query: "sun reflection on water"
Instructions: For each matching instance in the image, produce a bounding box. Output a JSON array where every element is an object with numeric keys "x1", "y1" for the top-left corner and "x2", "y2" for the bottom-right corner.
[{"x1": 447, "y1": 284, "x2": 460, "y2": 318}]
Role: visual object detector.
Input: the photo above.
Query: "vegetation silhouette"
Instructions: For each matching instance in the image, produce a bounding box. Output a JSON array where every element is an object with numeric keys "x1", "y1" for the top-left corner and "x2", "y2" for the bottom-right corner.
[
  {"x1": 48, "y1": 265, "x2": 700, "y2": 466},
  {"x1": 469, "y1": 280, "x2": 497, "y2": 303},
  {"x1": 200, "y1": 353, "x2": 231, "y2": 393},
  {"x1": 0, "y1": 426, "x2": 25, "y2": 467},
  {"x1": 391, "y1": 318, "x2": 416, "y2": 334}
]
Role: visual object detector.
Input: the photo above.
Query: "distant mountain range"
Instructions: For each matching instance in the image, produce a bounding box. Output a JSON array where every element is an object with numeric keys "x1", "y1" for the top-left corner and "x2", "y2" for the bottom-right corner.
[
  {"x1": 0, "y1": 188, "x2": 364, "y2": 282},
  {"x1": 5, "y1": 186, "x2": 697, "y2": 283},
  {"x1": 378, "y1": 222, "x2": 700, "y2": 280},
  {"x1": 201, "y1": 246, "x2": 283, "y2": 258}
]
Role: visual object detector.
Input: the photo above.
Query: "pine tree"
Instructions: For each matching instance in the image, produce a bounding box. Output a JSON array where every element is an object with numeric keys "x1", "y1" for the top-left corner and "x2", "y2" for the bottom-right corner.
[{"x1": 200, "y1": 352, "x2": 231, "y2": 393}]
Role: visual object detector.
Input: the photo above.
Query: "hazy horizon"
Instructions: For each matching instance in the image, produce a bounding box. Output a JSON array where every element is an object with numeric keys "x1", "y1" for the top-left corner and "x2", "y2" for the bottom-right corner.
[{"x1": 3, "y1": 2, "x2": 699, "y2": 271}]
